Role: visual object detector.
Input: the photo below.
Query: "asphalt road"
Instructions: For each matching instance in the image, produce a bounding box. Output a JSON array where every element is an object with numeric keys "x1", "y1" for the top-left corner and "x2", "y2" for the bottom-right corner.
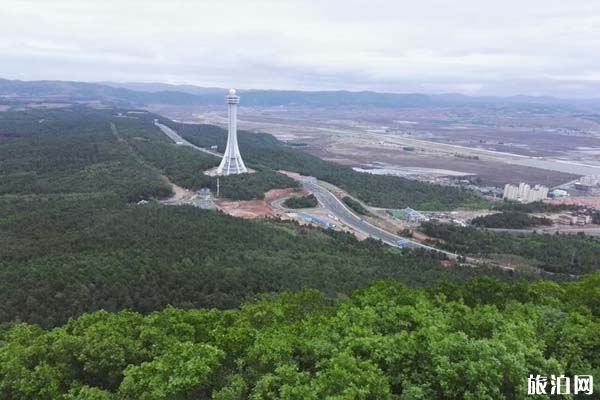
[
  {"x1": 301, "y1": 178, "x2": 460, "y2": 259},
  {"x1": 154, "y1": 121, "x2": 222, "y2": 158}
]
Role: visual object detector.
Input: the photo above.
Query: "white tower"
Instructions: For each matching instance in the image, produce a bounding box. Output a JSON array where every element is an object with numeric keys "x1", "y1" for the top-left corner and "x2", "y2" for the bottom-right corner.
[{"x1": 217, "y1": 89, "x2": 248, "y2": 175}]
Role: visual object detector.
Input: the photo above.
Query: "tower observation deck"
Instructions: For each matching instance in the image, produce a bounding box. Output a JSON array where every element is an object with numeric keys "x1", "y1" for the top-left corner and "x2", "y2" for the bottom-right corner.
[{"x1": 217, "y1": 89, "x2": 248, "y2": 175}]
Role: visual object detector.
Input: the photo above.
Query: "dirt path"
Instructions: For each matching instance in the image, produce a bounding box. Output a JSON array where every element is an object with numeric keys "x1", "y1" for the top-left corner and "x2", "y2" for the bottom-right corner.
[{"x1": 161, "y1": 175, "x2": 194, "y2": 202}]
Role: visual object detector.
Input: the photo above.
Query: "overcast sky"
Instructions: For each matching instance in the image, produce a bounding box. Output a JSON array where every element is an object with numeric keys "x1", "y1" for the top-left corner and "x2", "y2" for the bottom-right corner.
[{"x1": 1, "y1": 0, "x2": 599, "y2": 97}]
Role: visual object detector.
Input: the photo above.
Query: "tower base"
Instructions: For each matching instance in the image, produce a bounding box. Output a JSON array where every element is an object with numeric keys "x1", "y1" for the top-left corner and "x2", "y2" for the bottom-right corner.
[
  {"x1": 204, "y1": 166, "x2": 255, "y2": 177},
  {"x1": 217, "y1": 157, "x2": 248, "y2": 176}
]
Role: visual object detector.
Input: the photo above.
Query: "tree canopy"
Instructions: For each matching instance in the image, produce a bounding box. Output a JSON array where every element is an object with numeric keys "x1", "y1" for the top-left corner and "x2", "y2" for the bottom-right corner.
[
  {"x1": 0, "y1": 193, "x2": 519, "y2": 328},
  {"x1": 422, "y1": 221, "x2": 600, "y2": 275},
  {"x1": 283, "y1": 194, "x2": 318, "y2": 209},
  {"x1": 1, "y1": 106, "x2": 598, "y2": 398},
  {"x1": 471, "y1": 211, "x2": 552, "y2": 229},
  {"x1": 1, "y1": 275, "x2": 599, "y2": 399},
  {"x1": 342, "y1": 196, "x2": 370, "y2": 215}
]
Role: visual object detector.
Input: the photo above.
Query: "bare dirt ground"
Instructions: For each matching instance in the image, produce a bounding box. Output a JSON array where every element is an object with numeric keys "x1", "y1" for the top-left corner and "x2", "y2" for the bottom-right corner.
[
  {"x1": 151, "y1": 104, "x2": 591, "y2": 188},
  {"x1": 411, "y1": 230, "x2": 430, "y2": 242},
  {"x1": 215, "y1": 187, "x2": 300, "y2": 219},
  {"x1": 313, "y1": 143, "x2": 578, "y2": 188},
  {"x1": 151, "y1": 104, "x2": 600, "y2": 156},
  {"x1": 545, "y1": 197, "x2": 600, "y2": 209},
  {"x1": 278, "y1": 170, "x2": 305, "y2": 180},
  {"x1": 265, "y1": 187, "x2": 304, "y2": 202},
  {"x1": 162, "y1": 177, "x2": 194, "y2": 201},
  {"x1": 215, "y1": 199, "x2": 276, "y2": 218},
  {"x1": 365, "y1": 210, "x2": 407, "y2": 234}
]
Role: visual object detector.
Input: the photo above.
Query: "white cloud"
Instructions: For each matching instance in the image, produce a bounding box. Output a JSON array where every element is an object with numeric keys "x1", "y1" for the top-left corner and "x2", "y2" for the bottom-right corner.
[{"x1": 0, "y1": 0, "x2": 599, "y2": 97}]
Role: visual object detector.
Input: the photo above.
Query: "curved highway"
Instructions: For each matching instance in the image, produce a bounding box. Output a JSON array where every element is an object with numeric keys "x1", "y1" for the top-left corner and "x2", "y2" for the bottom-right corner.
[{"x1": 301, "y1": 178, "x2": 461, "y2": 259}]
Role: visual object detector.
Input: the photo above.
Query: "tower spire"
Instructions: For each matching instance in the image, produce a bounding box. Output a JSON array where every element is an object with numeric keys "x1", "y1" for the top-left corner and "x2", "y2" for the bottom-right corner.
[{"x1": 217, "y1": 89, "x2": 248, "y2": 175}]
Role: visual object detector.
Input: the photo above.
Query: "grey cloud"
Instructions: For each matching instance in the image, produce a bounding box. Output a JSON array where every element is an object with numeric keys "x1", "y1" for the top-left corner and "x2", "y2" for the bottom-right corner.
[{"x1": 1, "y1": 0, "x2": 599, "y2": 97}]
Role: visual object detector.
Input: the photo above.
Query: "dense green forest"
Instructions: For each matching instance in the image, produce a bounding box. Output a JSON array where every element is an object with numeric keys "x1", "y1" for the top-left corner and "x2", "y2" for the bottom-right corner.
[
  {"x1": 0, "y1": 108, "x2": 299, "y2": 202},
  {"x1": 2, "y1": 106, "x2": 599, "y2": 398},
  {"x1": 342, "y1": 196, "x2": 370, "y2": 215},
  {"x1": 112, "y1": 117, "x2": 298, "y2": 200},
  {"x1": 219, "y1": 171, "x2": 299, "y2": 200},
  {"x1": 0, "y1": 107, "x2": 515, "y2": 329},
  {"x1": 1, "y1": 274, "x2": 599, "y2": 399},
  {"x1": 283, "y1": 194, "x2": 318, "y2": 208},
  {"x1": 111, "y1": 118, "x2": 219, "y2": 189},
  {"x1": 0, "y1": 108, "x2": 172, "y2": 201},
  {"x1": 165, "y1": 120, "x2": 490, "y2": 210},
  {"x1": 0, "y1": 193, "x2": 518, "y2": 328},
  {"x1": 471, "y1": 211, "x2": 552, "y2": 229},
  {"x1": 421, "y1": 221, "x2": 600, "y2": 275},
  {"x1": 0, "y1": 107, "x2": 490, "y2": 210}
]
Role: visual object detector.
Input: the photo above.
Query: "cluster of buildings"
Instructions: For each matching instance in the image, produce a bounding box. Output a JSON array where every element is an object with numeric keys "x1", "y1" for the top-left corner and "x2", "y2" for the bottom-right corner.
[
  {"x1": 503, "y1": 183, "x2": 549, "y2": 203},
  {"x1": 295, "y1": 212, "x2": 335, "y2": 229},
  {"x1": 574, "y1": 175, "x2": 600, "y2": 193},
  {"x1": 389, "y1": 207, "x2": 429, "y2": 223},
  {"x1": 557, "y1": 214, "x2": 593, "y2": 226}
]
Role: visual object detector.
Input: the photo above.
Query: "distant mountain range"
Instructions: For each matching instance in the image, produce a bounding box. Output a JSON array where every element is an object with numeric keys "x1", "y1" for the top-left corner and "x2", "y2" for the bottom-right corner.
[{"x1": 0, "y1": 78, "x2": 598, "y2": 110}]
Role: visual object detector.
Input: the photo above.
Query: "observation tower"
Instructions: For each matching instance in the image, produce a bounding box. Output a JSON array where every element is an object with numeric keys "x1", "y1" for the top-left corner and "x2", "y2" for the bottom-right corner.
[{"x1": 217, "y1": 89, "x2": 248, "y2": 175}]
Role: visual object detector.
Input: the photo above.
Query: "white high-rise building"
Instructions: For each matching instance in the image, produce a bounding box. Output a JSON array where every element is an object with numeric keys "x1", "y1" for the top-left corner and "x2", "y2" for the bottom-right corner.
[
  {"x1": 517, "y1": 183, "x2": 530, "y2": 199},
  {"x1": 503, "y1": 184, "x2": 519, "y2": 200},
  {"x1": 217, "y1": 89, "x2": 248, "y2": 175},
  {"x1": 503, "y1": 183, "x2": 549, "y2": 203}
]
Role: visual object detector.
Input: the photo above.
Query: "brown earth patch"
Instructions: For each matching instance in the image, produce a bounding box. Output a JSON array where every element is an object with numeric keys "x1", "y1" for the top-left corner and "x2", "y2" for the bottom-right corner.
[
  {"x1": 312, "y1": 144, "x2": 578, "y2": 188},
  {"x1": 215, "y1": 187, "x2": 301, "y2": 219},
  {"x1": 264, "y1": 187, "x2": 304, "y2": 202},
  {"x1": 215, "y1": 199, "x2": 275, "y2": 219},
  {"x1": 545, "y1": 197, "x2": 600, "y2": 210}
]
